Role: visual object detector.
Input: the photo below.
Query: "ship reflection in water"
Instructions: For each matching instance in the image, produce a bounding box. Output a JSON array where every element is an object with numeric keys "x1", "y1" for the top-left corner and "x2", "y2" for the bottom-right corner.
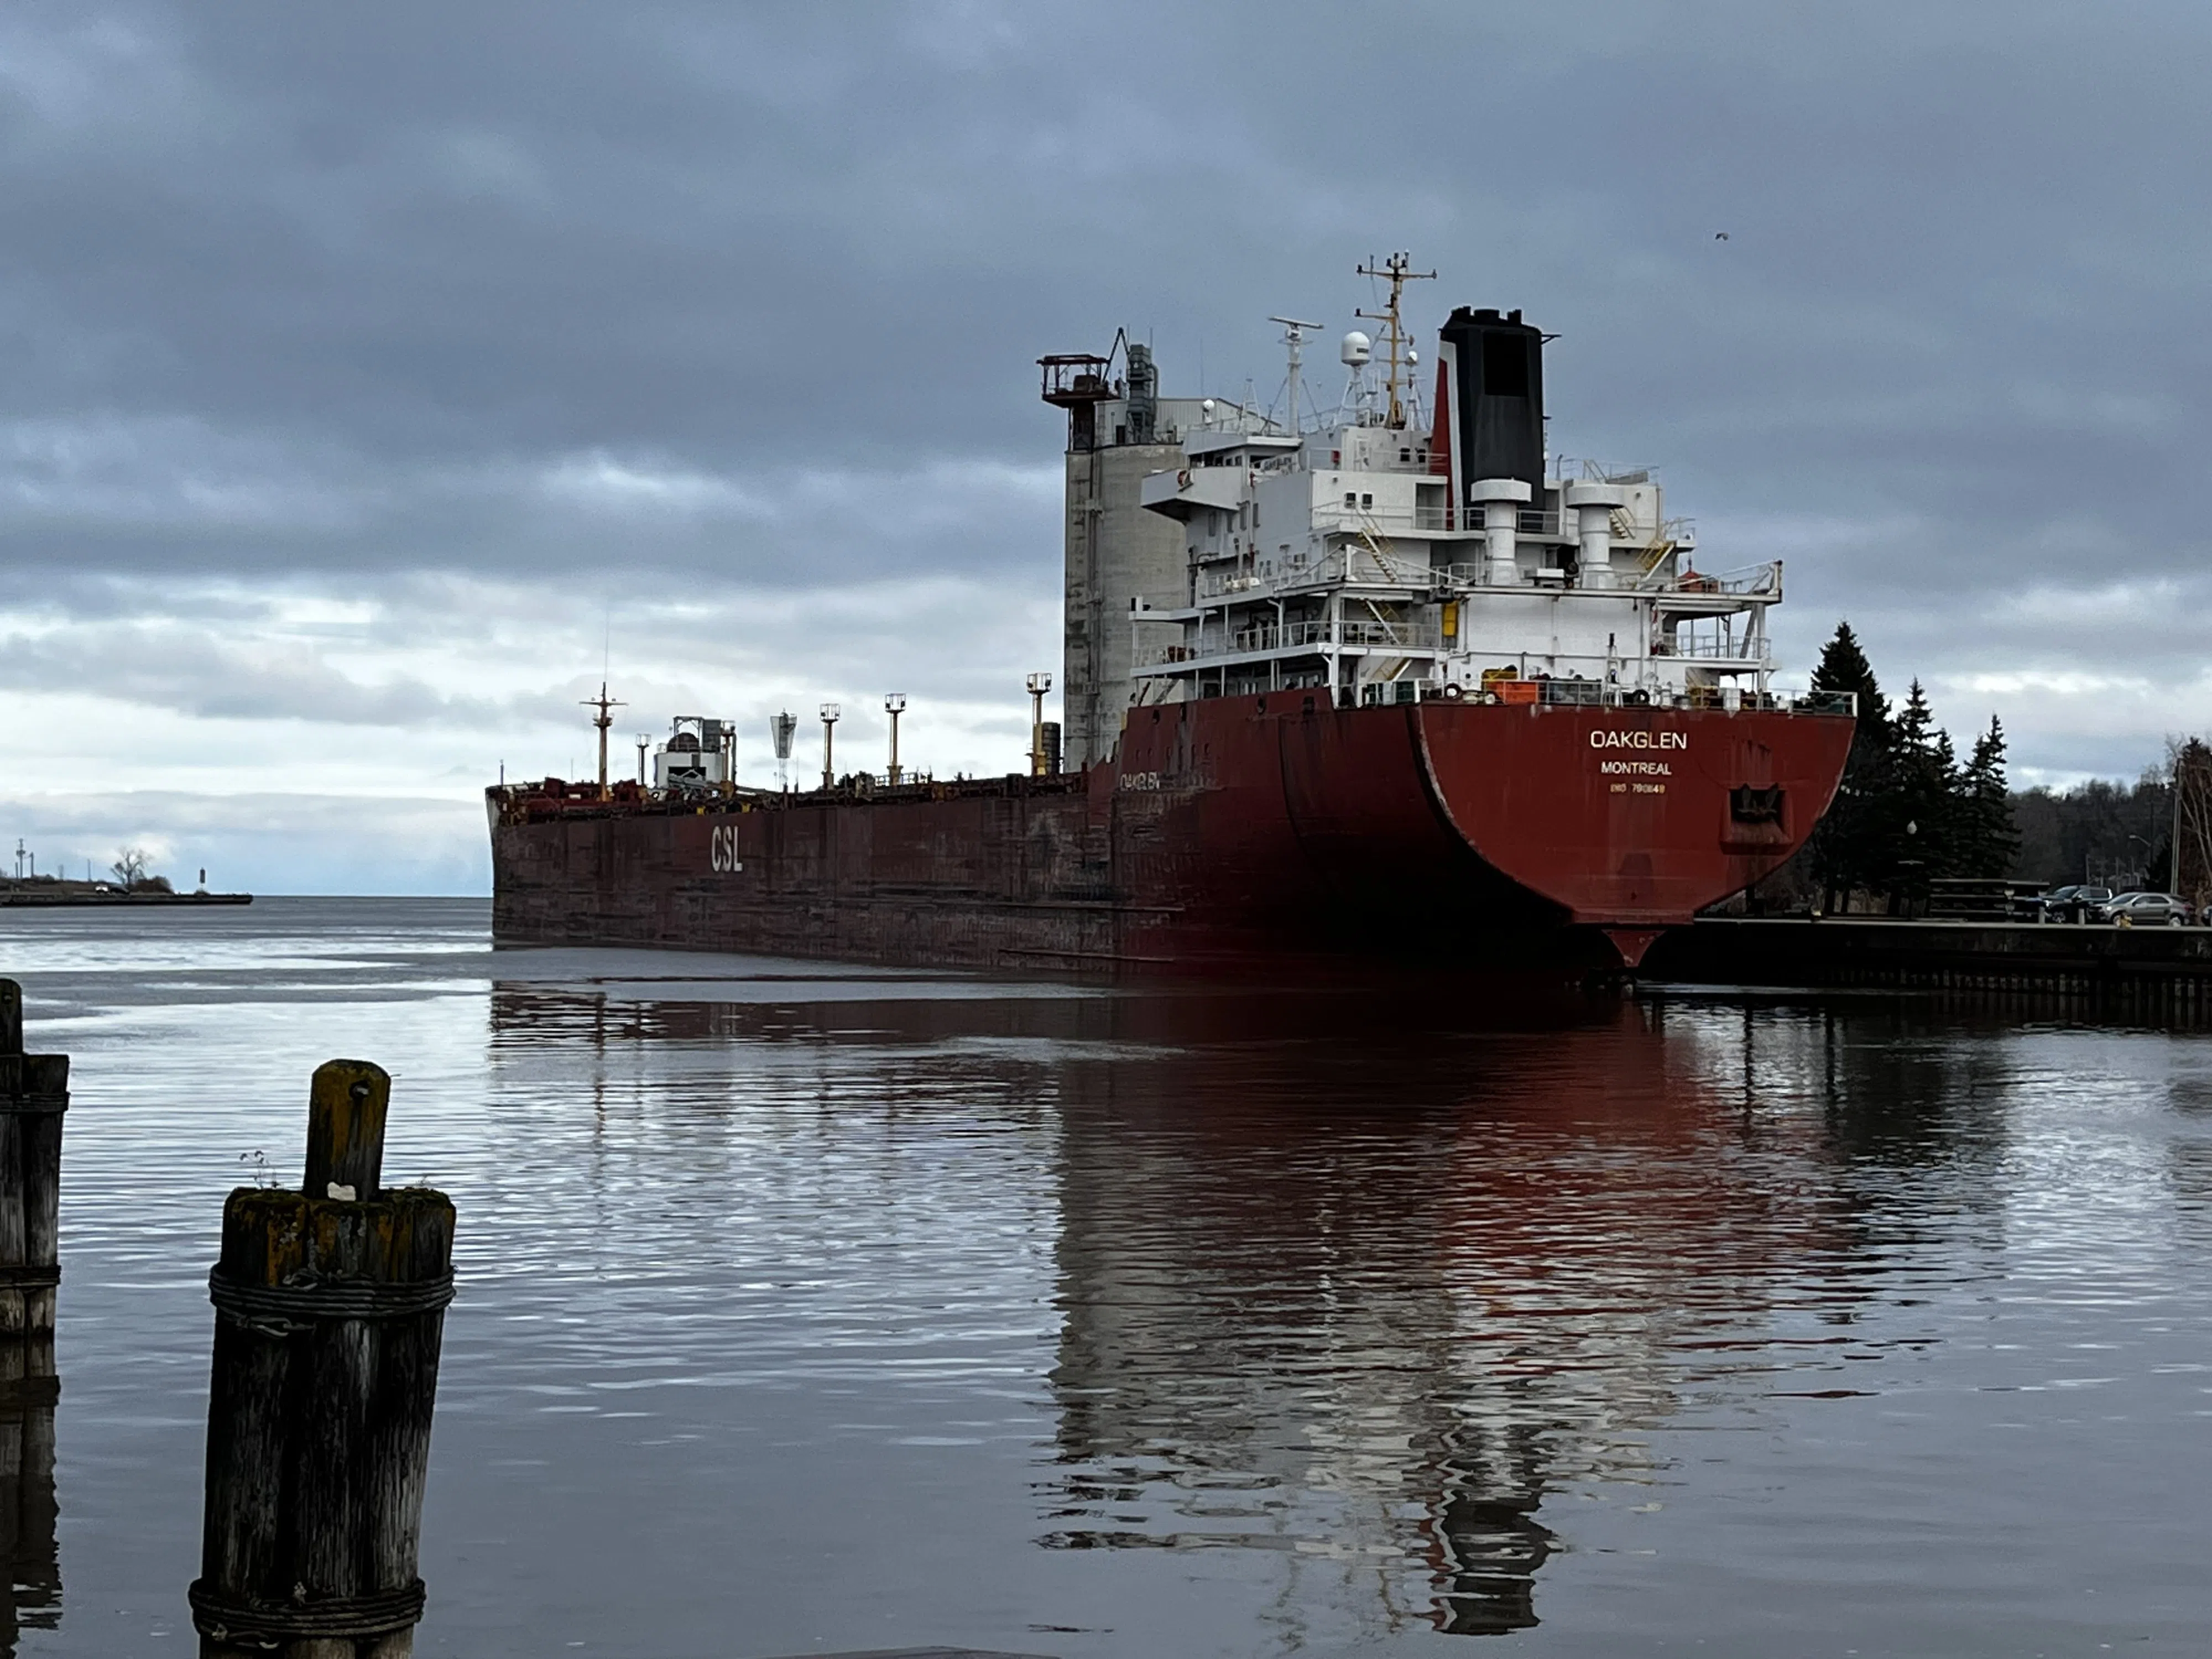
[
  {"x1": 1034, "y1": 997, "x2": 1858, "y2": 1638},
  {"x1": 487, "y1": 977, "x2": 2011, "y2": 1641}
]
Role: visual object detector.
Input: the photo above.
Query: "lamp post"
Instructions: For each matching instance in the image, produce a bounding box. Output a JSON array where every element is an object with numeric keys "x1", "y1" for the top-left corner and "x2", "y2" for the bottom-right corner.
[
  {"x1": 2127, "y1": 832, "x2": 2159, "y2": 891},
  {"x1": 1026, "y1": 671, "x2": 1052, "y2": 776},
  {"x1": 635, "y1": 734, "x2": 651, "y2": 787},
  {"x1": 884, "y1": 693, "x2": 906, "y2": 786},
  {"x1": 820, "y1": 702, "x2": 841, "y2": 790}
]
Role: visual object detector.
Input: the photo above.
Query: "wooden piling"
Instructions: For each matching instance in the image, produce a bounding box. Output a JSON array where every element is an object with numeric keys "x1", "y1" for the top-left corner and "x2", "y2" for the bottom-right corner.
[
  {"x1": 191, "y1": 1060, "x2": 455, "y2": 1659},
  {"x1": 0, "y1": 980, "x2": 65, "y2": 1394},
  {"x1": 0, "y1": 1380, "x2": 59, "y2": 1647}
]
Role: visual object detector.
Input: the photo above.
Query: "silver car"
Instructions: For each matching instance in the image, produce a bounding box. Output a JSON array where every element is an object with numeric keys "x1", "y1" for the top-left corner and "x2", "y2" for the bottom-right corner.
[{"x1": 2091, "y1": 891, "x2": 2194, "y2": 926}]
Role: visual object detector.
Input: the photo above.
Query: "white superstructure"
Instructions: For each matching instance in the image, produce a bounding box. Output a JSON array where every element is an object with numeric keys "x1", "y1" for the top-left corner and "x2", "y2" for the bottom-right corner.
[
  {"x1": 1127, "y1": 266, "x2": 1780, "y2": 712},
  {"x1": 653, "y1": 716, "x2": 735, "y2": 794}
]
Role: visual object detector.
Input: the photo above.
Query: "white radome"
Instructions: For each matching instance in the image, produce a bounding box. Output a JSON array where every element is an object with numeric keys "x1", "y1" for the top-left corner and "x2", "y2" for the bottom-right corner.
[{"x1": 1340, "y1": 330, "x2": 1372, "y2": 367}]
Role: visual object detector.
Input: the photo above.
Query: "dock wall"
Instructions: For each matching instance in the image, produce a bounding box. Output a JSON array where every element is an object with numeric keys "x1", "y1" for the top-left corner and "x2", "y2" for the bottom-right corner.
[{"x1": 1646, "y1": 918, "x2": 2212, "y2": 1018}]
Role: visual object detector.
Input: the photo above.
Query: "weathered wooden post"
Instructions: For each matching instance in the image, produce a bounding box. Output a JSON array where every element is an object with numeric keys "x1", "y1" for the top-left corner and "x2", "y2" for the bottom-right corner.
[
  {"x1": 0, "y1": 980, "x2": 65, "y2": 1395},
  {"x1": 0, "y1": 978, "x2": 61, "y2": 1647},
  {"x1": 191, "y1": 1061, "x2": 455, "y2": 1659}
]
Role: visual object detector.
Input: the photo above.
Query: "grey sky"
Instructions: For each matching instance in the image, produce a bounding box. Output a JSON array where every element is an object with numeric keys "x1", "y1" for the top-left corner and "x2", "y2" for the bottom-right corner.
[{"x1": 3, "y1": 2, "x2": 2207, "y2": 888}]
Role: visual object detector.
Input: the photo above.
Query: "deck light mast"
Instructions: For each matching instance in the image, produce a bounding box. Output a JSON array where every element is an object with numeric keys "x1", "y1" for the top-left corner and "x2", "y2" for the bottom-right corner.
[
  {"x1": 1026, "y1": 672, "x2": 1052, "y2": 775},
  {"x1": 884, "y1": 693, "x2": 906, "y2": 785},
  {"x1": 820, "y1": 703, "x2": 841, "y2": 790}
]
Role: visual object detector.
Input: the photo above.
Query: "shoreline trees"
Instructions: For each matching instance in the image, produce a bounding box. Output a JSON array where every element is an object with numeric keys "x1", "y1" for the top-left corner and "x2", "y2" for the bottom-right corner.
[
  {"x1": 1761, "y1": 621, "x2": 2206, "y2": 912},
  {"x1": 1795, "y1": 622, "x2": 2018, "y2": 914}
]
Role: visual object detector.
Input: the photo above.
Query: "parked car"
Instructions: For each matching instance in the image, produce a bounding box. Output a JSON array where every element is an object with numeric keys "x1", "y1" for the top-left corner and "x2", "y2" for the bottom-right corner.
[
  {"x1": 2039, "y1": 884, "x2": 2111, "y2": 923},
  {"x1": 2091, "y1": 891, "x2": 2194, "y2": 926}
]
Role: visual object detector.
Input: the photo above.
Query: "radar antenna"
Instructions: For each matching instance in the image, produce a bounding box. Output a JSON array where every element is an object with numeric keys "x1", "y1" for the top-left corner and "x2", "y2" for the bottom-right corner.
[
  {"x1": 1267, "y1": 316, "x2": 1325, "y2": 435},
  {"x1": 1355, "y1": 253, "x2": 1436, "y2": 429}
]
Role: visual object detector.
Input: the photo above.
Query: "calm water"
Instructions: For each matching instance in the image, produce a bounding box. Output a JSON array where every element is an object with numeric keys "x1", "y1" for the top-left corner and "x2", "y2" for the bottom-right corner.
[{"x1": 3, "y1": 898, "x2": 2210, "y2": 1656}]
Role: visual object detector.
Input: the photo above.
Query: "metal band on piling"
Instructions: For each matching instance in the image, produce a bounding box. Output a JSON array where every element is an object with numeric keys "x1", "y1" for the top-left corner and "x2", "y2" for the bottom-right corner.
[
  {"x1": 207, "y1": 1266, "x2": 455, "y2": 1333},
  {"x1": 187, "y1": 1577, "x2": 428, "y2": 1643}
]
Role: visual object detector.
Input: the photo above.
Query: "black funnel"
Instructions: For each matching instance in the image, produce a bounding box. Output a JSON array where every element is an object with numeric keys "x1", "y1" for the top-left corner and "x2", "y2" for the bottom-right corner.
[{"x1": 1438, "y1": 307, "x2": 1545, "y2": 503}]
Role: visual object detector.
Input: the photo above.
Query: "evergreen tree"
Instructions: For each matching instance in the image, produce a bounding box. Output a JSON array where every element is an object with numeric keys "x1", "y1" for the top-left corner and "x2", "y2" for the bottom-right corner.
[
  {"x1": 1804, "y1": 621, "x2": 1895, "y2": 910},
  {"x1": 1887, "y1": 678, "x2": 1957, "y2": 908},
  {"x1": 1960, "y1": 715, "x2": 2021, "y2": 879},
  {"x1": 1809, "y1": 620, "x2": 1891, "y2": 735}
]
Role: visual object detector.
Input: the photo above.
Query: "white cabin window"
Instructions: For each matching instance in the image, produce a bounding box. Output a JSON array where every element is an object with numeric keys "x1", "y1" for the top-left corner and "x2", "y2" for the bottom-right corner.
[
  {"x1": 1343, "y1": 493, "x2": 1356, "y2": 508},
  {"x1": 1360, "y1": 493, "x2": 1373, "y2": 508}
]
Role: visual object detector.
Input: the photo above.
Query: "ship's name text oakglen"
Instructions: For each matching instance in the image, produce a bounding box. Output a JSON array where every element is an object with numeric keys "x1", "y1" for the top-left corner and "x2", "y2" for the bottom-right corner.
[{"x1": 1589, "y1": 729, "x2": 1689, "y2": 751}]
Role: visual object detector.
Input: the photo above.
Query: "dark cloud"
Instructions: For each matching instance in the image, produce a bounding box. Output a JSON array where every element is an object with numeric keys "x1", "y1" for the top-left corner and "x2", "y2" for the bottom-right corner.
[{"x1": 4, "y1": 0, "x2": 2210, "y2": 799}]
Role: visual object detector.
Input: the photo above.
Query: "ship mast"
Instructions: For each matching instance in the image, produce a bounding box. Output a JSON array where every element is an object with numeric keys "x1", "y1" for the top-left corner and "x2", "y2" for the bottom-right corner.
[
  {"x1": 1355, "y1": 252, "x2": 1436, "y2": 430},
  {"x1": 581, "y1": 682, "x2": 624, "y2": 798},
  {"x1": 1267, "y1": 316, "x2": 1323, "y2": 434}
]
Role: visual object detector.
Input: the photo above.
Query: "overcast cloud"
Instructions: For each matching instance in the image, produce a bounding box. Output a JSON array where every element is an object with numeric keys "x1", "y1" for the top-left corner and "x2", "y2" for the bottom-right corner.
[{"x1": 4, "y1": 1, "x2": 2209, "y2": 891}]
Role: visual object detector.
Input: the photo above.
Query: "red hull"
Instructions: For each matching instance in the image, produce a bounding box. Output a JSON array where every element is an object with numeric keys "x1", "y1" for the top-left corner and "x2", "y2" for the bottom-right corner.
[{"x1": 491, "y1": 698, "x2": 1851, "y2": 973}]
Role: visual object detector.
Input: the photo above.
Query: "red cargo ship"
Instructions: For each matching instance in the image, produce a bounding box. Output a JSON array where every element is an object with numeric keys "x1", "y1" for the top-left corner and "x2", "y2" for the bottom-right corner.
[{"x1": 491, "y1": 262, "x2": 1853, "y2": 972}]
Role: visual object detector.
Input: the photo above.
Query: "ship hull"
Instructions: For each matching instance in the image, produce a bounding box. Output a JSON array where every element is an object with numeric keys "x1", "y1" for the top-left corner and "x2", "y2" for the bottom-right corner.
[{"x1": 490, "y1": 697, "x2": 1851, "y2": 974}]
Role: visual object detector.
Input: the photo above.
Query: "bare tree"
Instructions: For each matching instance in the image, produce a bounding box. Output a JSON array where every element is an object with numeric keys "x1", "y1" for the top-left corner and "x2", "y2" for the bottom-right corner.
[{"x1": 109, "y1": 847, "x2": 149, "y2": 889}]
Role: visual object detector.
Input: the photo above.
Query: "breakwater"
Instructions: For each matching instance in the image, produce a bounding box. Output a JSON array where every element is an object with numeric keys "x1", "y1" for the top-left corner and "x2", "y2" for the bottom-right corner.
[{"x1": 0, "y1": 889, "x2": 252, "y2": 908}]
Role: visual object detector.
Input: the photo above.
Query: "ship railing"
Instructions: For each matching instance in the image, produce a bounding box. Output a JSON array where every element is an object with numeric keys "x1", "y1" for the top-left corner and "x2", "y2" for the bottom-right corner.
[
  {"x1": 1313, "y1": 503, "x2": 1569, "y2": 538},
  {"x1": 1342, "y1": 620, "x2": 1438, "y2": 648},
  {"x1": 1197, "y1": 545, "x2": 1422, "y2": 599},
  {"x1": 1556, "y1": 460, "x2": 1658, "y2": 486},
  {"x1": 1663, "y1": 560, "x2": 1781, "y2": 598},
  {"x1": 1511, "y1": 680, "x2": 1836, "y2": 713},
  {"x1": 1134, "y1": 655, "x2": 1858, "y2": 716},
  {"x1": 1197, "y1": 540, "x2": 1751, "y2": 599},
  {"x1": 1196, "y1": 550, "x2": 1332, "y2": 599},
  {"x1": 1653, "y1": 632, "x2": 1769, "y2": 661},
  {"x1": 1225, "y1": 620, "x2": 1332, "y2": 654},
  {"x1": 1141, "y1": 620, "x2": 1443, "y2": 668},
  {"x1": 1141, "y1": 643, "x2": 1203, "y2": 666},
  {"x1": 1437, "y1": 674, "x2": 1855, "y2": 716},
  {"x1": 1218, "y1": 620, "x2": 1439, "y2": 653},
  {"x1": 1421, "y1": 555, "x2": 1770, "y2": 597},
  {"x1": 1199, "y1": 571, "x2": 1269, "y2": 597},
  {"x1": 1337, "y1": 678, "x2": 1850, "y2": 713},
  {"x1": 1789, "y1": 690, "x2": 1858, "y2": 716}
]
